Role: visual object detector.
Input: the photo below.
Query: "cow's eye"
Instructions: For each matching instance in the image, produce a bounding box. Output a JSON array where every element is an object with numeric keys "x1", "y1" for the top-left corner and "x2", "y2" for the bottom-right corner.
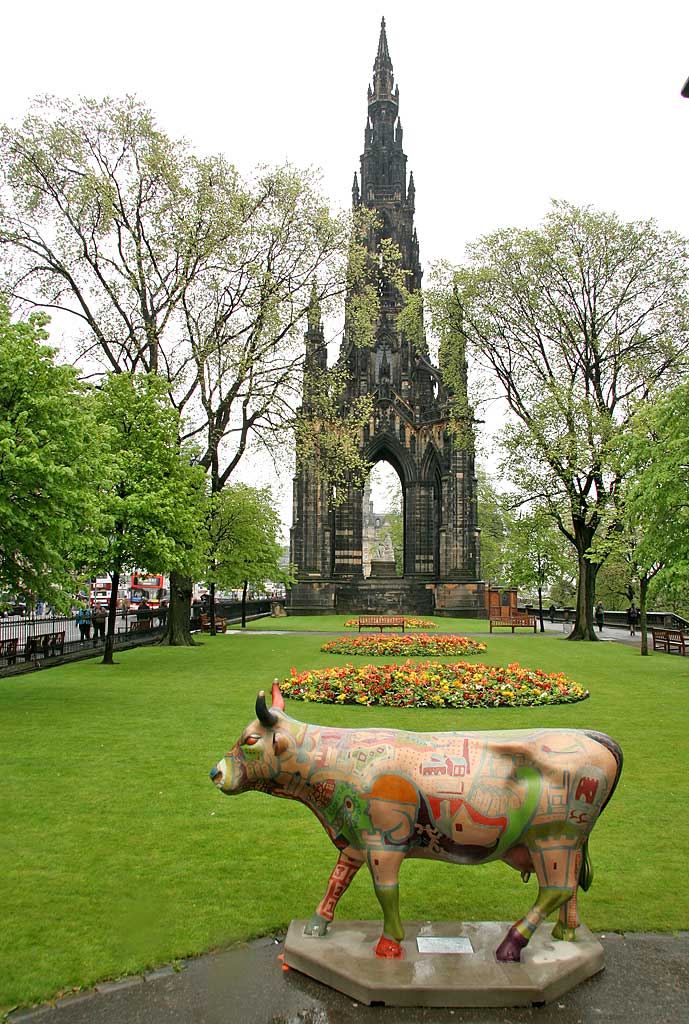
[{"x1": 243, "y1": 735, "x2": 260, "y2": 747}]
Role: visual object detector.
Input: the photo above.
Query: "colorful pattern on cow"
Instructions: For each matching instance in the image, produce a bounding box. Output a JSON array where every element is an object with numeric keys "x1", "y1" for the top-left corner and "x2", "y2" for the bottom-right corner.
[{"x1": 211, "y1": 683, "x2": 622, "y2": 963}]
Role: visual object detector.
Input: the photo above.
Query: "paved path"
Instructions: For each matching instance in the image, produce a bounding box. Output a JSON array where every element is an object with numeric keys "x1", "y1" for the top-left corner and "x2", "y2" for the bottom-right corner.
[
  {"x1": 9, "y1": 931, "x2": 689, "y2": 1024},
  {"x1": 228, "y1": 621, "x2": 647, "y2": 648}
]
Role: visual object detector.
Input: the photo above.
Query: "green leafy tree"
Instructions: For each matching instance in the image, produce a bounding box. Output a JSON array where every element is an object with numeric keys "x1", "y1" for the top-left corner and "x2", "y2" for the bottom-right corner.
[
  {"x1": 429, "y1": 201, "x2": 689, "y2": 640},
  {"x1": 502, "y1": 509, "x2": 577, "y2": 630},
  {"x1": 476, "y1": 469, "x2": 513, "y2": 585},
  {"x1": 92, "y1": 373, "x2": 206, "y2": 662},
  {"x1": 599, "y1": 380, "x2": 689, "y2": 653},
  {"x1": 0, "y1": 97, "x2": 382, "y2": 640},
  {"x1": 204, "y1": 484, "x2": 293, "y2": 630},
  {"x1": 0, "y1": 301, "x2": 105, "y2": 608}
]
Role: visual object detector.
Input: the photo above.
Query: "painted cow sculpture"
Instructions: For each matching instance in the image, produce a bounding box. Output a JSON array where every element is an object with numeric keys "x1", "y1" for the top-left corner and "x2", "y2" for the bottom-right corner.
[{"x1": 210, "y1": 682, "x2": 622, "y2": 962}]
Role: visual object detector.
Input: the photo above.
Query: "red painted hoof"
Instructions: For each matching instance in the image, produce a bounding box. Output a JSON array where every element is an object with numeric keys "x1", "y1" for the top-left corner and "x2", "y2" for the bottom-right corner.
[
  {"x1": 375, "y1": 936, "x2": 404, "y2": 959},
  {"x1": 495, "y1": 926, "x2": 528, "y2": 962}
]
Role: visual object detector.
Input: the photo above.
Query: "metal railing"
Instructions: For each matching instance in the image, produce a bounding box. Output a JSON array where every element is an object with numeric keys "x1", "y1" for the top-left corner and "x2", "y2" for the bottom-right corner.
[{"x1": 0, "y1": 611, "x2": 166, "y2": 668}]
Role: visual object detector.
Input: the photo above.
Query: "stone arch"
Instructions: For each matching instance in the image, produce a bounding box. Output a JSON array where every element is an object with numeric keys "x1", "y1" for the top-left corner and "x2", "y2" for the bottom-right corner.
[
  {"x1": 419, "y1": 441, "x2": 443, "y2": 577},
  {"x1": 364, "y1": 431, "x2": 415, "y2": 488}
]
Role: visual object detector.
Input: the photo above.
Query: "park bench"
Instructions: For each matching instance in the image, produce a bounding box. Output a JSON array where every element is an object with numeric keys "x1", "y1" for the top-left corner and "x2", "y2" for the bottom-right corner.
[
  {"x1": 357, "y1": 615, "x2": 405, "y2": 633},
  {"x1": 489, "y1": 615, "x2": 537, "y2": 634},
  {"x1": 199, "y1": 613, "x2": 227, "y2": 633},
  {"x1": 650, "y1": 628, "x2": 688, "y2": 656},
  {"x1": 24, "y1": 631, "x2": 66, "y2": 660},
  {"x1": 0, "y1": 637, "x2": 19, "y2": 664},
  {"x1": 128, "y1": 620, "x2": 153, "y2": 635}
]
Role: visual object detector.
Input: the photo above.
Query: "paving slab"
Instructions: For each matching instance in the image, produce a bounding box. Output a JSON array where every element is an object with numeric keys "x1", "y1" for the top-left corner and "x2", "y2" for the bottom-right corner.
[{"x1": 7, "y1": 931, "x2": 689, "y2": 1024}]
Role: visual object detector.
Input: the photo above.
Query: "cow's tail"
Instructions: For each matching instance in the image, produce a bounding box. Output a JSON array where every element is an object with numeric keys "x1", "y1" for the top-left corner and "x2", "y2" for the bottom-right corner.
[
  {"x1": 578, "y1": 731, "x2": 624, "y2": 893},
  {"x1": 578, "y1": 840, "x2": 593, "y2": 891}
]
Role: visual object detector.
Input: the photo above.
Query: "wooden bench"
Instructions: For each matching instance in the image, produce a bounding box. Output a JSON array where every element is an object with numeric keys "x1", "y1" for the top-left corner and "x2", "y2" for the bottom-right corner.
[
  {"x1": 357, "y1": 615, "x2": 405, "y2": 633},
  {"x1": 199, "y1": 613, "x2": 227, "y2": 633},
  {"x1": 0, "y1": 637, "x2": 19, "y2": 664},
  {"x1": 128, "y1": 619, "x2": 153, "y2": 635},
  {"x1": 489, "y1": 616, "x2": 537, "y2": 633},
  {"x1": 24, "y1": 631, "x2": 66, "y2": 659},
  {"x1": 651, "y1": 628, "x2": 688, "y2": 655}
]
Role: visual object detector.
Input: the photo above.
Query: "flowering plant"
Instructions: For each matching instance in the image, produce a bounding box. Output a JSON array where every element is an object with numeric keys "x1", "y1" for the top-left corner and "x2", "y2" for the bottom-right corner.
[
  {"x1": 343, "y1": 617, "x2": 437, "y2": 630},
  {"x1": 282, "y1": 660, "x2": 589, "y2": 709},
  {"x1": 322, "y1": 634, "x2": 487, "y2": 657}
]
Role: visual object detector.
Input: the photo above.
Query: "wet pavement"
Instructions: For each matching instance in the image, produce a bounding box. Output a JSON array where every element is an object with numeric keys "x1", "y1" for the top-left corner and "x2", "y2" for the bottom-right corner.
[{"x1": 8, "y1": 931, "x2": 689, "y2": 1024}]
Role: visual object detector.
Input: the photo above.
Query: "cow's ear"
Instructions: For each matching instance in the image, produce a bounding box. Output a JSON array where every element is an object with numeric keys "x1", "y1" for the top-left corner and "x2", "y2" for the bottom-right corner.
[{"x1": 273, "y1": 731, "x2": 289, "y2": 757}]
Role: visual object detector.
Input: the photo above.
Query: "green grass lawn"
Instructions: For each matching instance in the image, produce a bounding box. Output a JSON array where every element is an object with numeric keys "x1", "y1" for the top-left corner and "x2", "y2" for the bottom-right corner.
[
  {"x1": 230, "y1": 613, "x2": 490, "y2": 632},
  {"x1": 2, "y1": 632, "x2": 688, "y2": 1009}
]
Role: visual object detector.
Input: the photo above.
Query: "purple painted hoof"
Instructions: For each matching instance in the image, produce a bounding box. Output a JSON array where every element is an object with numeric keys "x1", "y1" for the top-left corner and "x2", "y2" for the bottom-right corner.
[{"x1": 496, "y1": 926, "x2": 529, "y2": 962}]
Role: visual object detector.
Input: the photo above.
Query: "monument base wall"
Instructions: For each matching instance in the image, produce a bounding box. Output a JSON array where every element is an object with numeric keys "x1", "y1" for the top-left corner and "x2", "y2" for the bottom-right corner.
[{"x1": 288, "y1": 578, "x2": 486, "y2": 617}]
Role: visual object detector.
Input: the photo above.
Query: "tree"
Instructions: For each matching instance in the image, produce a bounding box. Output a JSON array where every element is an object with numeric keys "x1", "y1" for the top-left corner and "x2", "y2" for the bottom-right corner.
[
  {"x1": 0, "y1": 300, "x2": 105, "y2": 608},
  {"x1": 92, "y1": 373, "x2": 206, "y2": 661},
  {"x1": 0, "y1": 95, "x2": 230, "y2": 375},
  {"x1": 429, "y1": 201, "x2": 689, "y2": 639},
  {"x1": 502, "y1": 509, "x2": 577, "y2": 631},
  {"x1": 204, "y1": 484, "x2": 292, "y2": 630},
  {"x1": 0, "y1": 96, "x2": 378, "y2": 641},
  {"x1": 476, "y1": 469, "x2": 513, "y2": 585},
  {"x1": 601, "y1": 379, "x2": 689, "y2": 654}
]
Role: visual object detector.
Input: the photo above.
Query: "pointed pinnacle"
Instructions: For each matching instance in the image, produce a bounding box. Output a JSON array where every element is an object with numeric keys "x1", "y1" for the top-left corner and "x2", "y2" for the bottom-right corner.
[{"x1": 374, "y1": 15, "x2": 392, "y2": 71}]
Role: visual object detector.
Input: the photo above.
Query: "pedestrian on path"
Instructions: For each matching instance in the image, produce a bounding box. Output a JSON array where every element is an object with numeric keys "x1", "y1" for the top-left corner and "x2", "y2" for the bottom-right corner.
[
  {"x1": 548, "y1": 604, "x2": 556, "y2": 623},
  {"x1": 595, "y1": 601, "x2": 604, "y2": 633},
  {"x1": 92, "y1": 606, "x2": 106, "y2": 643},
  {"x1": 627, "y1": 602, "x2": 640, "y2": 637},
  {"x1": 76, "y1": 606, "x2": 92, "y2": 641}
]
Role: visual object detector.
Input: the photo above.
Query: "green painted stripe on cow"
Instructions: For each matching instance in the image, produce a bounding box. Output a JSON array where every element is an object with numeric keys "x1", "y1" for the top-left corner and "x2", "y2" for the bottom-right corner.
[{"x1": 489, "y1": 765, "x2": 542, "y2": 861}]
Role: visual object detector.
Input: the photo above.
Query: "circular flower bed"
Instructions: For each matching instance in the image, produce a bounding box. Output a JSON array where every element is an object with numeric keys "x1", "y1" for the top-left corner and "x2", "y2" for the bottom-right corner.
[
  {"x1": 343, "y1": 616, "x2": 437, "y2": 630},
  {"x1": 282, "y1": 661, "x2": 589, "y2": 708},
  {"x1": 322, "y1": 633, "x2": 487, "y2": 657}
]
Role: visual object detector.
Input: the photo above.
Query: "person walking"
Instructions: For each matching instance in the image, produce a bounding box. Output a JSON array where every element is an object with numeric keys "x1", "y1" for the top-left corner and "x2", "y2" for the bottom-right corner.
[
  {"x1": 157, "y1": 600, "x2": 168, "y2": 627},
  {"x1": 76, "y1": 605, "x2": 92, "y2": 642},
  {"x1": 627, "y1": 602, "x2": 640, "y2": 637},
  {"x1": 548, "y1": 604, "x2": 556, "y2": 624},
  {"x1": 595, "y1": 601, "x2": 604, "y2": 633}
]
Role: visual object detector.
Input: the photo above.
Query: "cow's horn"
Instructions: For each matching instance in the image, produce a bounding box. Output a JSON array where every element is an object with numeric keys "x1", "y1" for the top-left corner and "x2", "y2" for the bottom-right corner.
[
  {"x1": 256, "y1": 690, "x2": 278, "y2": 728},
  {"x1": 271, "y1": 679, "x2": 285, "y2": 711}
]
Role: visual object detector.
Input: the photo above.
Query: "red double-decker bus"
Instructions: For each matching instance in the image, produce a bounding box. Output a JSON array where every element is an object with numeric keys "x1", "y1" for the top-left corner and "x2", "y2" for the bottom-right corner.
[{"x1": 129, "y1": 574, "x2": 167, "y2": 609}]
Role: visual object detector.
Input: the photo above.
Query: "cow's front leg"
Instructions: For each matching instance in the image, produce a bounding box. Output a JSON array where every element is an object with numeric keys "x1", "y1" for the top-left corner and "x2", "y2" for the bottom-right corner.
[
  {"x1": 368, "y1": 850, "x2": 405, "y2": 959},
  {"x1": 304, "y1": 849, "x2": 363, "y2": 936}
]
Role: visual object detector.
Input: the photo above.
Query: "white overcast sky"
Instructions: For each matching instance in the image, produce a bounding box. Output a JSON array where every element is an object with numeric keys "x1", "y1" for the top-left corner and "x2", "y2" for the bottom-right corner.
[{"x1": 3, "y1": 0, "x2": 689, "y2": 528}]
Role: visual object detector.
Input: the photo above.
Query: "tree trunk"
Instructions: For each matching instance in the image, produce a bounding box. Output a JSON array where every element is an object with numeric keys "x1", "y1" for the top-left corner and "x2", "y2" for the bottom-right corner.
[
  {"x1": 101, "y1": 569, "x2": 120, "y2": 665},
  {"x1": 209, "y1": 580, "x2": 216, "y2": 637},
  {"x1": 241, "y1": 579, "x2": 248, "y2": 629},
  {"x1": 160, "y1": 572, "x2": 198, "y2": 646},
  {"x1": 639, "y1": 576, "x2": 649, "y2": 656},
  {"x1": 537, "y1": 585, "x2": 545, "y2": 632},
  {"x1": 568, "y1": 522, "x2": 599, "y2": 641}
]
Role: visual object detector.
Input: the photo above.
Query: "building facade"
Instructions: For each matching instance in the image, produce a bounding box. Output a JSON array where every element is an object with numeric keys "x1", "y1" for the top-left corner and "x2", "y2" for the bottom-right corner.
[{"x1": 289, "y1": 19, "x2": 483, "y2": 615}]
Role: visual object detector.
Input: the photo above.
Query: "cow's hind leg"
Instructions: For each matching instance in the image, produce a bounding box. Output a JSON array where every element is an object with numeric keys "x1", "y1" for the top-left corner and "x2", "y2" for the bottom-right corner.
[
  {"x1": 496, "y1": 840, "x2": 581, "y2": 962},
  {"x1": 304, "y1": 848, "x2": 364, "y2": 936},
  {"x1": 552, "y1": 847, "x2": 583, "y2": 941},
  {"x1": 552, "y1": 891, "x2": 579, "y2": 942},
  {"x1": 367, "y1": 850, "x2": 406, "y2": 958}
]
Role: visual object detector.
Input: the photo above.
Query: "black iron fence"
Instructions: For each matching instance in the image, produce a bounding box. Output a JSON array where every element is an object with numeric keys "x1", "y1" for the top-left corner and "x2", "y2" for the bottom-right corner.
[
  {"x1": 0, "y1": 611, "x2": 166, "y2": 668},
  {"x1": 522, "y1": 606, "x2": 689, "y2": 631}
]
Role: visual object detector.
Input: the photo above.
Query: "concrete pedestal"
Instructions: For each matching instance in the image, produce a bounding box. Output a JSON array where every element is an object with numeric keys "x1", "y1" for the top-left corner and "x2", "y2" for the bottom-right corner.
[{"x1": 284, "y1": 919, "x2": 604, "y2": 1007}]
